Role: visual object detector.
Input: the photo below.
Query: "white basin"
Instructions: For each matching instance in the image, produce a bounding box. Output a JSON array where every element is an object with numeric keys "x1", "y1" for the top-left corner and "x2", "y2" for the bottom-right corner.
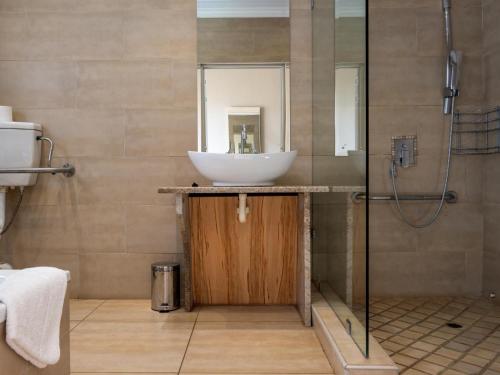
[{"x1": 188, "y1": 151, "x2": 297, "y2": 186}]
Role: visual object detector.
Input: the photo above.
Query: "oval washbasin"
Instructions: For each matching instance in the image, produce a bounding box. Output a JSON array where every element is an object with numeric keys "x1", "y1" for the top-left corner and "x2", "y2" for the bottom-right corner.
[{"x1": 188, "y1": 151, "x2": 297, "y2": 186}]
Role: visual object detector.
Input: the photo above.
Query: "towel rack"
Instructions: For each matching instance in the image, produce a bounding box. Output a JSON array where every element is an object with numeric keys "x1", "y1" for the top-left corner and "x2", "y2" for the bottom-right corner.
[
  {"x1": 352, "y1": 191, "x2": 457, "y2": 203},
  {"x1": 0, "y1": 164, "x2": 75, "y2": 178}
]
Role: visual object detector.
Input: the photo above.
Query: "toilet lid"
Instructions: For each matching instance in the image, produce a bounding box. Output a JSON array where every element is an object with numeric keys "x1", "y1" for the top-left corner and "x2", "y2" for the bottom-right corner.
[{"x1": 0, "y1": 121, "x2": 42, "y2": 131}]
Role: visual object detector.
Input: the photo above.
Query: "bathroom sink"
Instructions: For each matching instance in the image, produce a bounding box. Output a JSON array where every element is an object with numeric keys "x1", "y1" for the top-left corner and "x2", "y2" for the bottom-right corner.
[{"x1": 188, "y1": 151, "x2": 297, "y2": 186}]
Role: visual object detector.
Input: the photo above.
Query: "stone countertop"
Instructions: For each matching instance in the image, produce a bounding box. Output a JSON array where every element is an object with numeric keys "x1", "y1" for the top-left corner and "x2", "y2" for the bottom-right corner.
[{"x1": 157, "y1": 185, "x2": 366, "y2": 194}]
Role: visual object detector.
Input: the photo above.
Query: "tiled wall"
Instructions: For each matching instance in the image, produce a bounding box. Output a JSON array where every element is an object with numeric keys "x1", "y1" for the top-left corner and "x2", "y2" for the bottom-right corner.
[
  {"x1": 0, "y1": 0, "x2": 312, "y2": 297},
  {"x1": 482, "y1": 0, "x2": 500, "y2": 296},
  {"x1": 198, "y1": 18, "x2": 290, "y2": 63},
  {"x1": 368, "y1": 0, "x2": 484, "y2": 296}
]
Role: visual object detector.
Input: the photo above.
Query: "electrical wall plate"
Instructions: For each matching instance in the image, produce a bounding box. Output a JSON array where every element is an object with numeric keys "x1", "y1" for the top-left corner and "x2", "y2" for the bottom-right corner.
[{"x1": 391, "y1": 135, "x2": 417, "y2": 168}]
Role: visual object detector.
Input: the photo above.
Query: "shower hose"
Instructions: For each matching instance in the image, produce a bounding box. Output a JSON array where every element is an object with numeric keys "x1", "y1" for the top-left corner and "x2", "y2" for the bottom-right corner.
[{"x1": 390, "y1": 100, "x2": 455, "y2": 228}]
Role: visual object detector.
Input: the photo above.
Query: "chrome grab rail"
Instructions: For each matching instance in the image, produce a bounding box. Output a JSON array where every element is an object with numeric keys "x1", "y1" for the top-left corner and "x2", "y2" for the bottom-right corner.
[
  {"x1": 352, "y1": 191, "x2": 457, "y2": 203},
  {"x1": 0, "y1": 164, "x2": 75, "y2": 178}
]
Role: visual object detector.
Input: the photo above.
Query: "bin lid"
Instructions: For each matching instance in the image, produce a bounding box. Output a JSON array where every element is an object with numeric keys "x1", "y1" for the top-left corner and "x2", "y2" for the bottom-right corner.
[{"x1": 152, "y1": 262, "x2": 180, "y2": 271}]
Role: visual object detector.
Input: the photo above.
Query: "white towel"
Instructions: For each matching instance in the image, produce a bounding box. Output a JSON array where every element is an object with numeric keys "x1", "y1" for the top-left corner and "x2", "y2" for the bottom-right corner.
[{"x1": 0, "y1": 267, "x2": 67, "y2": 368}]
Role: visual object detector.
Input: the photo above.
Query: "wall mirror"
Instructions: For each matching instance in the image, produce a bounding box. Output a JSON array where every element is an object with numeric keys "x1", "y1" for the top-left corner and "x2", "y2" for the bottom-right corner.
[
  {"x1": 197, "y1": 0, "x2": 291, "y2": 153},
  {"x1": 334, "y1": 0, "x2": 366, "y2": 157}
]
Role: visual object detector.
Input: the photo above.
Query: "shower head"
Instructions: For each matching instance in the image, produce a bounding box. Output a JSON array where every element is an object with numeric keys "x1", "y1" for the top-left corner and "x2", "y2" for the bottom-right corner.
[{"x1": 442, "y1": 0, "x2": 451, "y2": 9}]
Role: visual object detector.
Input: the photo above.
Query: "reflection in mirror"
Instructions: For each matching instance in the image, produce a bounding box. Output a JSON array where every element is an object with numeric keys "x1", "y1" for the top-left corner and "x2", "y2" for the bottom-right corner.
[
  {"x1": 197, "y1": 0, "x2": 290, "y2": 155},
  {"x1": 335, "y1": 66, "x2": 361, "y2": 156},
  {"x1": 198, "y1": 64, "x2": 290, "y2": 153},
  {"x1": 227, "y1": 107, "x2": 261, "y2": 154},
  {"x1": 334, "y1": 0, "x2": 366, "y2": 157}
]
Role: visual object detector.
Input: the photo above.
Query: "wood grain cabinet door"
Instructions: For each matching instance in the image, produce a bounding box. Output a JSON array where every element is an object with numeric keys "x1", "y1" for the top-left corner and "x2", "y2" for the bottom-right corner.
[{"x1": 190, "y1": 195, "x2": 298, "y2": 305}]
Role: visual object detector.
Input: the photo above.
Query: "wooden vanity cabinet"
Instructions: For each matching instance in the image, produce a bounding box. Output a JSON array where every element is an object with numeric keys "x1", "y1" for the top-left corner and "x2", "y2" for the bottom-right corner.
[{"x1": 189, "y1": 194, "x2": 298, "y2": 305}]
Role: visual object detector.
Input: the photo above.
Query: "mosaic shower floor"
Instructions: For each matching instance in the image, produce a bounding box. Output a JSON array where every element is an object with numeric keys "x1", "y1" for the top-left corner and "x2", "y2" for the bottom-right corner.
[{"x1": 369, "y1": 296, "x2": 500, "y2": 374}]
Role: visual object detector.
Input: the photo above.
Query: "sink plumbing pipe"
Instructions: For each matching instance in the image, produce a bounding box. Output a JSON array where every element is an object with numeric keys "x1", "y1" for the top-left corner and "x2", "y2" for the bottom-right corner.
[
  {"x1": 0, "y1": 187, "x2": 6, "y2": 234},
  {"x1": 237, "y1": 193, "x2": 250, "y2": 223}
]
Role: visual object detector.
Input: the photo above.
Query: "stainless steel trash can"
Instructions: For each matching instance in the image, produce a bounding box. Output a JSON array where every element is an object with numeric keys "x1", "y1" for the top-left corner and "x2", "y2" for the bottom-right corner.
[{"x1": 151, "y1": 262, "x2": 180, "y2": 312}]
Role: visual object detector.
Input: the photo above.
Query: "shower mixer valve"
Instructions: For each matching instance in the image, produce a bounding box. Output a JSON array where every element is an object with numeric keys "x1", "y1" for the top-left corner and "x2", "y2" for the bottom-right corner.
[{"x1": 391, "y1": 136, "x2": 417, "y2": 170}]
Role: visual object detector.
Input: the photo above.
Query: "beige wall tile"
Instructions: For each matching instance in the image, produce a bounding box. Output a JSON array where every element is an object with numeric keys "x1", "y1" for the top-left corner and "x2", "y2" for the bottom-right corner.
[
  {"x1": 76, "y1": 61, "x2": 174, "y2": 109},
  {"x1": 370, "y1": 56, "x2": 442, "y2": 106},
  {"x1": 79, "y1": 252, "x2": 183, "y2": 298},
  {"x1": 76, "y1": 157, "x2": 174, "y2": 205},
  {"x1": 198, "y1": 18, "x2": 290, "y2": 63},
  {"x1": 483, "y1": 0, "x2": 500, "y2": 53},
  {"x1": 16, "y1": 109, "x2": 126, "y2": 158},
  {"x1": 369, "y1": 8, "x2": 417, "y2": 58},
  {"x1": 125, "y1": 8, "x2": 196, "y2": 61},
  {"x1": 27, "y1": 12, "x2": 124, "y2": 60},
  {"x1": 484, "y1": 51, "x2": 500, "y2": 107},
  {"x1": 21, "y1": 159, "x2": 79, "y2": 205},
  {"x1": 125, "y1": 204, "x2": 177, "y2": 253},
  {"x1": 415, "y1": 203, "x2": 483, "y2": 254},
  {"x1": 0, "y1": 13, "x2": 32, "y2": 59},
  {"x1": 277, "y1": 156, "x2": 313, "y2": 185},
  {"x1": 125, "y1": 109, "x2": 196, "y2": 157},
  {"x1": 0, "y1": 61, "x2": 78, "y2": 108},
  {"x1": 76, "y1": 204, "x2": 127, "y2": 253},
  {"x1": 11, "y1": 251, "x2": 80, "y2": 297}
]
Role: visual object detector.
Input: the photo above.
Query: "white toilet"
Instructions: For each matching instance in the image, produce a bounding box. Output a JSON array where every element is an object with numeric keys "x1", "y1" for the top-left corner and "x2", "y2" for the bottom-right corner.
[{"x1": 0, "y1": 122, "x2": 42, "y2": 235}]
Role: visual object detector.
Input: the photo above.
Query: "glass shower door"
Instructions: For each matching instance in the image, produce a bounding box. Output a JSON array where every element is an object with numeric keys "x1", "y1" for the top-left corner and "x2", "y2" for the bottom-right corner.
[{"x1": 311, "y1": 0, "x2": 368, "y2": 356}]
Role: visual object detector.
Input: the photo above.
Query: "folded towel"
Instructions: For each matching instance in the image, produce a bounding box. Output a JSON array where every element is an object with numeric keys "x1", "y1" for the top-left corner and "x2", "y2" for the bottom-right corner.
[{"x1": 0, "y1": 267, "x2": 67, "y2": 368}]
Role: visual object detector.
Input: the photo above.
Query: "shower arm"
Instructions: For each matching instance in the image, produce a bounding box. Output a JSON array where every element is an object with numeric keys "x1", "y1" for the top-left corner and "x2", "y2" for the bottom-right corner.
[{"x1": 443, "y1": 0, "x2": 453, "y2": 52}]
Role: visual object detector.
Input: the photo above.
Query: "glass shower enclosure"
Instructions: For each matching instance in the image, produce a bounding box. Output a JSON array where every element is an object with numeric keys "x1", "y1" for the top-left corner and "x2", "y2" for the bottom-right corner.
[{"x1": 311, "y1": 0, "x2": 368, "y2": 356}]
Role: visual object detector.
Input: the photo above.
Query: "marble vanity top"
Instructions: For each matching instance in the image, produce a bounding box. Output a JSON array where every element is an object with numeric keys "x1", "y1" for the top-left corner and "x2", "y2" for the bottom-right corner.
[{"x1": 158, "y1": 185, "x2": 365, "y2": 194}]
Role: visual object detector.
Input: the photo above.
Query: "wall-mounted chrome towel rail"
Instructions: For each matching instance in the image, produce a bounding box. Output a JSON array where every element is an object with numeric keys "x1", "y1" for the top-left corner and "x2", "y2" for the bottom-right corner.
[
  {"x1": 0, "y1": 164, "x2": 75, "y2": 178},
  {"x1": 352, "y1": 191, "x2": 457, "y2": 203}
]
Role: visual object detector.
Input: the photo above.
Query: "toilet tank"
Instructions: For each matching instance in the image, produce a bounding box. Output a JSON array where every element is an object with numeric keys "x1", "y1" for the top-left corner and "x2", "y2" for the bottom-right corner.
[{"x1": 0, "y1": 122, "x2": 42, "y2": 187}]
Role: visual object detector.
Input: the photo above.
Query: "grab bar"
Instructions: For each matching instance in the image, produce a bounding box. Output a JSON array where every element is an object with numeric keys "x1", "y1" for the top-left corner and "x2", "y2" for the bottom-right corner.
[
  {"x1": 0, "y1": 164, "x2": 76, "y2": 178},
  {"x1": 352, "y1": 191, "x2": 457, "y2": 203}
]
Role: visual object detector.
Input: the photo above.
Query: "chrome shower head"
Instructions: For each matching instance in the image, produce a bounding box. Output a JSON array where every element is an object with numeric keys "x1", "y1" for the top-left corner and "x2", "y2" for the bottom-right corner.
[{"x1": 442, "y1": 0, "x2": 451, "y2": 9}]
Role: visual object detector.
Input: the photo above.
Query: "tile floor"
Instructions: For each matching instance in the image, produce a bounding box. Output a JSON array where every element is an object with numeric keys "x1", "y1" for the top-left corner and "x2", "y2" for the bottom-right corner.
[
  {"x1": 69, "y1": 300, "x2": 334, "y2": 375},
  {"x1": 369, "y1": 296, "x2": 500, "y2": 375}
]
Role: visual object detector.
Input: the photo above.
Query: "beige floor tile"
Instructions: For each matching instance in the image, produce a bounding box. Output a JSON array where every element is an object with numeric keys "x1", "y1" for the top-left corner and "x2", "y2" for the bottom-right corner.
[
  {"x1": 86, "y1": 299, "x2": 198, "y2": 322},
  {"x1": 390, "y1": 334, "x2": 415, "y2": 346},
  {"x1": 197, "y1": 305, "x2": 302, "y2": 322},
  {"x1": 424, "y1": 354, "x2": 454, "y2": 367},
  {"x1": 71, "y1": 321, "x2": 194, "y2": 373},
  {"x1": 462, "y1": 354, "x2": 491, "y2": 367},
  {"x1": 70, "y1": 299, "x2": 104, "y2": 321},
  {"x1": 392, "y1": 353, "x2": 418, "y2": 367},
  {"x1": 434, "y1": 347, "x2": 463, "y2": 360},
  {"x1": 181, "y1": 322, "x2": 333, "y2": 374},
  {"x1": 452, "y1": 361, "x2": 482, "y2": 374},
  {"x1": 400, "y1": 347, "x2": 428, "y2": 360},
  {"x1": 411, "y1": 340, "x2": 438, "y2": 353},
  {"x1": 381, "y1": 340, "x2": 405, "y2": 352},
  {"x1": 413, "y1": 360, "x2": 445, "y2": 375},
  {"x1": 441, "y1": 370, "x2": 466, "y2": 375},
  {"x1": 421, "y1": 335, "x2": 447, "y2": 346},
  {"x1": 468, "y1": 347, "x2": 497, "y2": 360},
  {"x1": 69, "y1": 321, "x2": 80, "y2": 330},
  {"x1": 71, "y1": 373, "x2": 176, "y2": 374},
  {"x1": 373, "y1": 329, "x2": 393, "y2": 340},
  {"x1": 402, "y1": 369, "x2": 427, "y2": 374}
]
